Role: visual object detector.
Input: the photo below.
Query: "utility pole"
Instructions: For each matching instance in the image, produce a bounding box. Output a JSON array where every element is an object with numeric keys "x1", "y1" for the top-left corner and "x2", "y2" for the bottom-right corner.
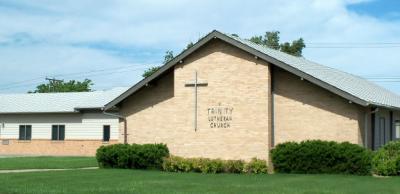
[{"x1": 45, "y1": 77, "x2": 62, "y2": 93}]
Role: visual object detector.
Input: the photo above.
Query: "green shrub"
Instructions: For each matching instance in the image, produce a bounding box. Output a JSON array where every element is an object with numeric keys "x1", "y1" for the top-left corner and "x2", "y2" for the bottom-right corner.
[
  {"x1": 96, "y1": 143, "x2": 169, "y2": 170},
  {"x1": 162, "y1": 156, "x2": 261, "y2": 174},
  {"x1": 224, "y1": 160, "x2": 245, "y2": 173},
  {"x1": 271, "y1": 140, "x2": 372, "y2": 175},
  {"x1": 96, "y1": 144, "x2": 131, "y2": 168},
  {"x1": 162, "y1": 156, "x2": 193, "y2": 172},
  {"x1": 372, "y1": 141, "x2": 400, "y2": 176},
  {"x1": 243, "y1": 158, "x2": 268, "y2": 174},
  {"x1": 207, "y1": 159, "x2": 225, "y2": 173},
  {"x1": 191, "y1": 158, "x2": 223, "y2": 173},
  {"x1": 135, "y1": 144, "x2": 170, "y2": 169}
]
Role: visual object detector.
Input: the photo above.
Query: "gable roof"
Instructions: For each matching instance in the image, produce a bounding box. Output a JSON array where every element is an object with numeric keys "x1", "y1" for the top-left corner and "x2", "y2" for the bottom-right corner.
[
  {"x1": 0, "y1": 87, "x2": 127, "y2": 114},
  {"x1": 105, "y1": 30, "x2": 400, "y2": 110}
]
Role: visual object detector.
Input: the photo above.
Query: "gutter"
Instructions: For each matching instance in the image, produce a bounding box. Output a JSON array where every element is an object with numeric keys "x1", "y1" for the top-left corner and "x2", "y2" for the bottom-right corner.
[{"x1": 102, "y1": 110, "x2": 128, "y2": 144}]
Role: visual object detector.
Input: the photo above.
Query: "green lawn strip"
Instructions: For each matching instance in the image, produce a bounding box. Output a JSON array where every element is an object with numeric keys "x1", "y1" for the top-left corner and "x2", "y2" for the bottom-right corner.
[
  {"x1": 0, "y1": 157, "x2": 98, "y2": 170},
  {"x1": 0, "y1": 169, "x2": 398, "y2": 194}
]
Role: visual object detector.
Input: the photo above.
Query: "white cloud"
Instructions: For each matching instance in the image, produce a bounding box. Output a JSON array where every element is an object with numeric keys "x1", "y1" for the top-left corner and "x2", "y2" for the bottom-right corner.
[{"x1": 0, "y1": 0, "x2": 399, "y2": 93}]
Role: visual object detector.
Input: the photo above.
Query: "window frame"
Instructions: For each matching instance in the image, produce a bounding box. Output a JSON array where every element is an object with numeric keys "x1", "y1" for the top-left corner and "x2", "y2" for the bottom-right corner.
[
  {"x1": 103, "y1": 125, "x2": 111, "y2": 142},
  {"x1": 395, "y1": 120, "x2": 400, "y2": 140},
  {"x1": 51, "y1": 125, "x2": 65, "y2": 141},
  {"x1": 19, "y1": 125, "x2": 32, "y2": 140}
]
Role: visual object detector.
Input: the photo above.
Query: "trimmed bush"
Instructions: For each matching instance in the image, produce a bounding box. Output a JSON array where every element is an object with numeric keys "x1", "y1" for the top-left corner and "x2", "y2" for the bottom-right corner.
[
  {"x1": 162, "y1": 156, "x2": 193, "y2": 172},
  {"x1": 162, "y1": 156, "x2": 263, "y2": 174},
  {"x1": 193, "y1": 158, "x2": 225, "y2": 173},
  {"x1": 224, "y1": 160, "x2": 245, "y2": 173},
  {"x1": 243, "y1": 158, "x2": 268, "y2": 174},
  {"x1": 271, "y1": 140, "x2": 372, "y2": 175},
  {"x1": 96, "y1": 143, "x2": 169, "y2": 170},
  {"x1": 372, "y1": 141, "x2": 400, "y2": 176},
  {"x1": 96, "y1": 144, "x2": 130, "y2": 168}
]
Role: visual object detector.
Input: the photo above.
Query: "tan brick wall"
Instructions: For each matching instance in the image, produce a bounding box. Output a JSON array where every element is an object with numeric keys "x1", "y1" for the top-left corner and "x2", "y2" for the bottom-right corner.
[
  {"x1": 0, "y1": 139, "x2": 117, "y2": 156},
  {"x1": 119, "y1": 39, "x2": 367, "y2": 161},
  {"x1": 120, "y1": 39, "x2": 271, "y2": 160},
  {"x1": 273, "y1": 68, "x2": 366, "y2": 146}
]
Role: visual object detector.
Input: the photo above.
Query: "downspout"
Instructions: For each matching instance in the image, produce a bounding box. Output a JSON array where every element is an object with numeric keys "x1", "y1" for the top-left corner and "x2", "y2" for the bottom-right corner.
[
  {"x1": 364, "y1": 110, "x2": 368, "y2": 148},
  {"x1": 268, "y1": 65, "x2": 275, "y2": 174},
  {"x1": 271, "y1": 67, "x2": 275, "y2": 148},
  {"x1": 370, "y1": 107, "x2": 379, "y2": 150},
  {"x1": 102, "y1": 110, "x2": 128, "y2": 144},
  {"x1": 390, "y1": 111, "x2": 393, "y2": 141}
]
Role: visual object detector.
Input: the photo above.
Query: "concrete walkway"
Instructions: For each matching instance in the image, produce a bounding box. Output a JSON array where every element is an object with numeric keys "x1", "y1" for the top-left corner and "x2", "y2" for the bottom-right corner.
[{"x1": 0, "y1": 167, "x2": 98, "y2": 174}]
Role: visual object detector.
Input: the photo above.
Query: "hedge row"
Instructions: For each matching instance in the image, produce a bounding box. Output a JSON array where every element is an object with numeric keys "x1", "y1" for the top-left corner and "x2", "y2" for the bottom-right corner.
[
  {"x1": 162, "y1": 156, "x2": 267, "y2": 174},
  {"x1": 271, "y1": 140, "x2": 372, "y2": 175},
  {"x1": 372, "y1": 141, "x2": 400, "y2": 176},
  {"x1": 96, "y1": 140, "x2": 400, "y2": 176},
  {"x1": 96, "y1": 143, "x2": 169, "y2": 169}
]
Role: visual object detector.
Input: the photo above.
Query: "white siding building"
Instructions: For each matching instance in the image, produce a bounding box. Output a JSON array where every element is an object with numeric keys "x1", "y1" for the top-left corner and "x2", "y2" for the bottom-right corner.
[{"x1": 0, "y1": 88, "x2": 126, "y2": 156}]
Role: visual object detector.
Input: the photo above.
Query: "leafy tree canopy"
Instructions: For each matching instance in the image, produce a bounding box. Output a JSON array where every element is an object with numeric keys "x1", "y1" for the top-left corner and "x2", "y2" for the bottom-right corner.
[
  {"x1": 249, "y1": 31, "x2": 305, "y2": 57},
  {"x1": 186, "y1": 42, "x2": 194, "y2": 50},
  {"x1": 142, "y1": 66, "x2": 161, "y2": 78},
  {"x1": 163, "y1": 50, "x2": 174, "y2": 64},
  {"x1": 29, "y1": 79, "x2": 93, "y2": 93},
  {"x1": 142, "y1": 31, "x2": 306, "y2": 78},
  {"x1": 142, "y1": 50, "x2": 175, "y2": 78}
]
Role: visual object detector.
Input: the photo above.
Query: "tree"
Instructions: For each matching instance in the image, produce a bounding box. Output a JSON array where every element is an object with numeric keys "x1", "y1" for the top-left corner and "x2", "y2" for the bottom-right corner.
[
  {"x1": 142, "y1": 50, "x2": 174, "y2": 78},
  {"x1": 163, "y1": 50, "x2": 174, "y2": 64},
  {"x1": 186, "y1": 42, "x2": 194, "y2": 50},
  {"x1": 29, "y1": 79, "x2": 93, "y2": 93},
  {"x1": 280, "y1": 38, "x2": 305, "y2": 57},
  {"x1": 142, "y1": 66, "x2": 161, "y2": 78},
  {"x1": 249, "y1": 31, "x2": 305, "y2": 57},
  {"x1": 142, "y1": 31, "x2": 306, "y2": 79}
]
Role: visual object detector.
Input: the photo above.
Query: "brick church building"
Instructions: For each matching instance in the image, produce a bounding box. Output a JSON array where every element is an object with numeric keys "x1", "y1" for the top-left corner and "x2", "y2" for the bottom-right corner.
[{"x1": 105, "y1": 30, "x2": 400, "y2": 161}]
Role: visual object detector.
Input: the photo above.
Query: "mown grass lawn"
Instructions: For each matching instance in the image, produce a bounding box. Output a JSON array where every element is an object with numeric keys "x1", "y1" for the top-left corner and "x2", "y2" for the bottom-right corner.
[
  {"x1": 0, "y1": 169, "x2": 399, "y2": 194},
  {"x1": 0, "y1": 156, "x2": 97, "y2": 170}
]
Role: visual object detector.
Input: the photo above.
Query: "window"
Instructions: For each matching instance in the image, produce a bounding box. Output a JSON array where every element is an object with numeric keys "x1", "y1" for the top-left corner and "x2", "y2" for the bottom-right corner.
[
  {"x1": 52, "y1": 125, "x2": 65, "y2": 141},
  {"x1": 103, "y1": 125, "x2": 110, "y2": 142},
  {"x1": 396, "y1": 120, "x2": 400, "y2": 139},
  {"x1": 19, "y1": 125, "x2": 32, "y2": 140}
]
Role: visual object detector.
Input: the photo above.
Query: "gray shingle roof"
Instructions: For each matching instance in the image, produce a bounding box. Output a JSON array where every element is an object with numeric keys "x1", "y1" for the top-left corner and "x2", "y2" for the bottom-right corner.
[
  {"x1": 0, "y1": 87, "x2": 127, "y2": 114},
  {"x1": 105, "y1": 30, "x2": 400, "y2": 110},
  {"x1": 227, "y1": 34, "x2": 400, "y2": 109}
]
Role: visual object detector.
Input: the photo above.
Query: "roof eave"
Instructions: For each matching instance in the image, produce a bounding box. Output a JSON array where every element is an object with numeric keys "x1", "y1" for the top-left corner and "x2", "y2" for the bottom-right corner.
[
  {"x1": 74, "y1": 107, "x2": 103, "y2": 111},
  {"x1": 368, "y1": 103, "x2": 400, "y2": 111}
]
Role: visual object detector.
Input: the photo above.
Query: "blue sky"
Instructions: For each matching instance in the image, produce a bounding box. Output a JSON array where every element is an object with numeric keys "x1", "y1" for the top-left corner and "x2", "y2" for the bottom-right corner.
[
  {"x1": 348, "y1": 0, "x2": 400, "y2": 20},
  {"x1": 0, "y1": 0, "x2": 400, "y2": 94}
]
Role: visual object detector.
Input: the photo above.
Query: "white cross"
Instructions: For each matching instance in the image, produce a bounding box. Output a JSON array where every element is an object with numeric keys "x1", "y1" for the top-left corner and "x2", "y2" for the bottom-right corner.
[{"x1": 185, "y1": 71, "x2": 208, "y2": 131}]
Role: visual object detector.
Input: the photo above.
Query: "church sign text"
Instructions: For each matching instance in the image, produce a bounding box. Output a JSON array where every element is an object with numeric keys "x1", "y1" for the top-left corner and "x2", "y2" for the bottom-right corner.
[{"x1": 207, "y1": 105, "x2": 233, "y2": 128}]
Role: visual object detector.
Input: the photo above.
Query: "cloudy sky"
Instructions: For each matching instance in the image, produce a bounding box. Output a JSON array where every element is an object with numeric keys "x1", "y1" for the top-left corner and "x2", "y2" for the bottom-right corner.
[{"x1": 0, "y1": 0, "x2": 399, "y2": 94}]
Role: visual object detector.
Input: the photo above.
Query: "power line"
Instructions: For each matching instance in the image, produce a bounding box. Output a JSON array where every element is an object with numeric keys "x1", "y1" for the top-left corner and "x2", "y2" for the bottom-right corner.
[
  {"x1": 0, "y1": 66, "x2": 149, "y2": 91},
  {"x1": 50, "y1": 63, "x2": 150, "y2": 78},
  {"x1": 304, "y1": 41, "x2": 400, "y2": 49},
  {"x1": 0, "y1": 63, "x2": 152, "y2": 89},
  {"x1": 306, "y1": 42, "x2": 400, "y2": 45},
  {"x1": 306, "y1": 46, "x2": 400, "y2": 48},
  {"x1": 0, "y1": 77, "x2": 43, "y2": 88},
  {"x1": 368, "y1": 81, "x2": 400, "y2": 83}
]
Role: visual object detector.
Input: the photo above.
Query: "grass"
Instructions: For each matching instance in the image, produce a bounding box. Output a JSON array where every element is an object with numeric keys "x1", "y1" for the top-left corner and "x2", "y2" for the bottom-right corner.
[
  {"x1": 0, "y1": 169, "x2": 399, "y2": 194},
  {"x1": 0, "y1": 156, "x2": 97, "y2": 170}
]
